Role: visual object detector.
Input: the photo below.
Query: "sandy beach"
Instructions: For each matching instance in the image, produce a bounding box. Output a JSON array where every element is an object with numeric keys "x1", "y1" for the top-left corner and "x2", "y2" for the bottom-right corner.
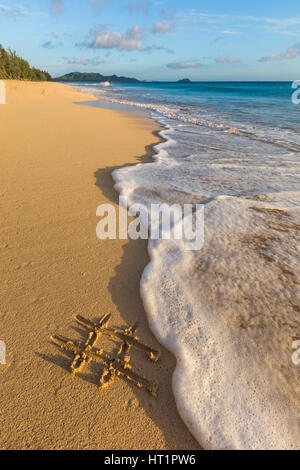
[{"x1": 0, "y1": 81, "x2": 200, "y2": 450}]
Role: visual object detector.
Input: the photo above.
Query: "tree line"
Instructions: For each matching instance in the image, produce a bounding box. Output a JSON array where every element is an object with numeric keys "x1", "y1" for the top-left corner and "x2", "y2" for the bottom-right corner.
[{"x1": 0, "y1": 45, "x2": 51, "y2": 81}]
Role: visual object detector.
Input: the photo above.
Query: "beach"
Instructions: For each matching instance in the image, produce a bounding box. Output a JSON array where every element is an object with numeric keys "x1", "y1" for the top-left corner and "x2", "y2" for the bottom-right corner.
[
  {"x1": 1, "y1": 79, "x2": 299, "y2": 451},
  {"x1": 0, "y1": 81, "x2": 200, "y2": 450}
]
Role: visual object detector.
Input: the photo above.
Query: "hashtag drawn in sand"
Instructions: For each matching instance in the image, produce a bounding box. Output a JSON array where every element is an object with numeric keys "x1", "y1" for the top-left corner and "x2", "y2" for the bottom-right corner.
[{"x1": 51, "y1": 314, "x2": 160, "y2": 397}]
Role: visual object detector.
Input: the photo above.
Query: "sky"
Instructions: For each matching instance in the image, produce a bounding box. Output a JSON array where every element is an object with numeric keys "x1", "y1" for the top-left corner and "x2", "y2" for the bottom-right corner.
[{"x1": 1, "y1": 0, "x2": 300, "y2": 80}]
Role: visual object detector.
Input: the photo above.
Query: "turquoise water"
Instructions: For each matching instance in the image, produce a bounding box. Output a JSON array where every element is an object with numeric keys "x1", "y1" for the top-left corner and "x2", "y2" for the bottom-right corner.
[
  {"x1": 77, "y1": 81, "x2": 300, "y2": 154},
  {"x1": 117, "y1": 81, "x2": 300, "y2": 128},
  {"x1": 78, "y1": 81, "x2": 300, "y2": 130}
]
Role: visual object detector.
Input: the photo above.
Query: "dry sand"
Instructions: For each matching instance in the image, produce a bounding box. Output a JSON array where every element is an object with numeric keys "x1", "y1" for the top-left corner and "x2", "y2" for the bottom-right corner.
[{"x1": 0, "y1": 81, "x2": 200, "y2": 450}]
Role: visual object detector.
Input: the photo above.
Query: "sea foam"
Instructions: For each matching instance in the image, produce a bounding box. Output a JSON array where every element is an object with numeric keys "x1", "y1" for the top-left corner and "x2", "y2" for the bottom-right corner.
[{"x1": 112, "y1": 121, "x2": 300, "y2": 450}]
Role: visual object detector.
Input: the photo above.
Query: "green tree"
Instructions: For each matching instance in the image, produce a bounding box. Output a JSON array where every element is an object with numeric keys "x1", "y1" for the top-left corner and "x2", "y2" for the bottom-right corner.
[{"x1": 0, "y1": 45, "x2": 51, "y2": 81}]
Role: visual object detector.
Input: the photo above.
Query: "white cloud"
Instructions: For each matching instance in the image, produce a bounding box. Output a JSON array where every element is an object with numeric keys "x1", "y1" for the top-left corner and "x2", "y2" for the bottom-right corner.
[
  {"x1": 79, "y1": 24, "x2": 174, "y2": 55},
  {"x1": 216, "y1": 56, "x2": 240, "y2": 64},
  {"x1": 68, "y1": 58, "x2": 89, "y2": 66},
  {"x1": 64, "y1": 57, "x2": 105, "y2": 66},
  {"x1": 0, "y1": 2, "x2": 43, "y2": 18},
  {"x1": 221, "y1": 30, "x2": 241, "y2": 35},
  {"x1": 152, "y1": 21, "x2": 171, "y2": 34},
  {"x1": 167, "y1": 61, "x2": 202, "y2": 69},
  {"x1": 0, "y1": 3, "x2": 9, "y2": 12},
  {"x1": 80, "y1": 26, "x2": 143, "y2": 51},
  {"x1": 259, "y1": 43, "x2": 300, "y2": 62},
  {"x1": 175, "y1": 10, "x2": 300, "y2": 36},
  {"x1": 259, "y1": 17, "x2": 300, "y2": 30}
]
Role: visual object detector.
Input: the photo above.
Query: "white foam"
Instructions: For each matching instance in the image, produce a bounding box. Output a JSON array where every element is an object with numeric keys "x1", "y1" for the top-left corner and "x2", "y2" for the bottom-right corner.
[
  {"x1": 112, "y1": 116, "x2": 300, "y2": 449},
  {"x1": 139, "y1": 198, "x2": 300, "y2": 450},
  {"x1": 75, "y1": 82, "x2": 300, "y2": 449},
  {"x1": 0, "y1": 80, "x2": 6, "y2": 105}
]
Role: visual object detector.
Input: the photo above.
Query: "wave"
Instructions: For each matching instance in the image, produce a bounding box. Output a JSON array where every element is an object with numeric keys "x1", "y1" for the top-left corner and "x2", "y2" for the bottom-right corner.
[
  {"x1": 76, "y1": 82, "x2": 300, "y2": 449},
  {"x1": 112, "y1": 117, "x2": 300, "y2": 449},
  {"x1": 75, "y1": 83, "x2": 300, "y2": 152}
]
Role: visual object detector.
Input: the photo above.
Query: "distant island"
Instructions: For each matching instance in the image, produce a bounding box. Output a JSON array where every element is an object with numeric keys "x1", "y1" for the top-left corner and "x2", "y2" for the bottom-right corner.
[
  {"x1": 0, "y1": 44, "x2": 51, "y2": 81},
  {"x1": 177, "y1": 79, "x2": 191, "y2": 83},
  {"x1": 53, "y1": 72, "x2": 141, "y2": 83}
]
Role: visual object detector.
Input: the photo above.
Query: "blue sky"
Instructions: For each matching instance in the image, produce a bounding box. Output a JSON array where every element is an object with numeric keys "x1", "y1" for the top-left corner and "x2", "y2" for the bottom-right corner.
[{"x1": 1, "y1": 0, "x2": 300, "y2": 80}]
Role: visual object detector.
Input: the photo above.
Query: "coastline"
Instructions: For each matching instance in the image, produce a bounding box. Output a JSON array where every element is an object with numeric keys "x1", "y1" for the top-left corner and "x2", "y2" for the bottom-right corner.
[
  {"x1": 0, "y1": 80, "x2": 200, "y2": 450},
  {"x1": 90, "y1": 81, "x2": 300, "y2": 450}
]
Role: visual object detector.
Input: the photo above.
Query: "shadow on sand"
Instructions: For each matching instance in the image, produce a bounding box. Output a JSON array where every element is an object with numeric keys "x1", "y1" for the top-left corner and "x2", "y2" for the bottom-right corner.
[{"x1": 93, "y1": 130, "x2": 201, "y2": 450}]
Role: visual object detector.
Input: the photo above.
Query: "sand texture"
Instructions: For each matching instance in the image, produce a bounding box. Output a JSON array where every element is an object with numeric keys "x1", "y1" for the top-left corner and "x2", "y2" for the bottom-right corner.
[{"x1": 0, "y1": 81, "x2": 200, "y2": 450}]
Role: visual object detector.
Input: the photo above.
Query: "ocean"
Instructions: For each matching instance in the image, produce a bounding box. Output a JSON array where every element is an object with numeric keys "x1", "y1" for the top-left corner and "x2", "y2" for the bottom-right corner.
[{"x1": 75, "y1": 81, "x2": 300, "y2": 450}]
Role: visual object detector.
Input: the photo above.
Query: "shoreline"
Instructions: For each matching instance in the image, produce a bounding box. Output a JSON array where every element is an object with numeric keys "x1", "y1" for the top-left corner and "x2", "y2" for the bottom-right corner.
[
  {"x1": 0, "y1": 80, "x2": 200, "y2": 450},
  {"x1": 91, "y1": 81, "x2": 300, "y2": 450}
]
